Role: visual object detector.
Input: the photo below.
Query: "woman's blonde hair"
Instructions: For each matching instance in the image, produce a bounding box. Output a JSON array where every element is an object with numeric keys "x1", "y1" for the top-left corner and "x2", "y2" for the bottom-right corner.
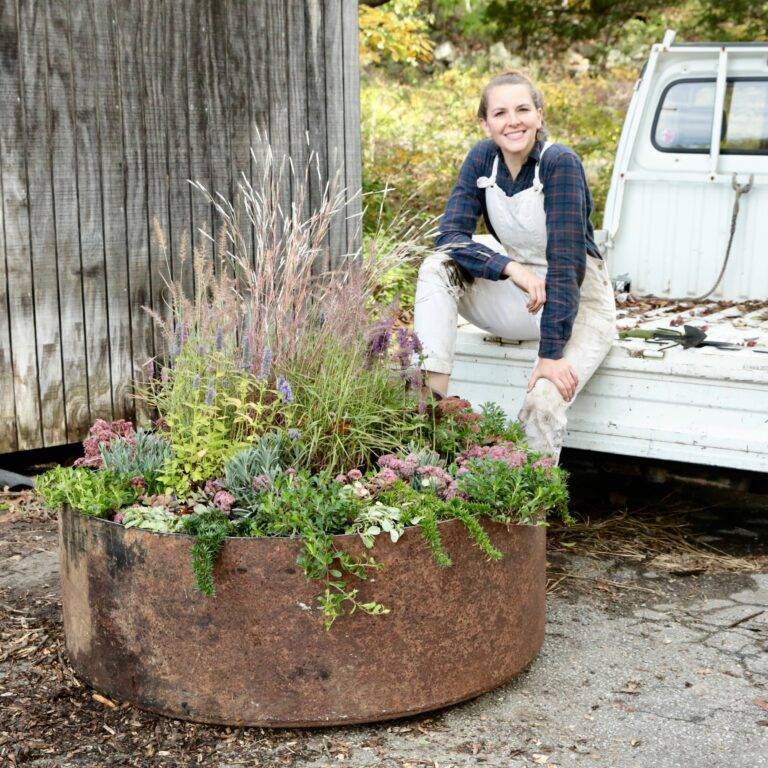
[{"x1": 477, "y1": 71, "x2": 548, "y2": 142}]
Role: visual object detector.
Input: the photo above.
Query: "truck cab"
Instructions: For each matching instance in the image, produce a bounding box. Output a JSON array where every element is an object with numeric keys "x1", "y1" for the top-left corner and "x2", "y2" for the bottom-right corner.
[{"x1": 452, "y1": 31, "x2": 768, "y2": 472}]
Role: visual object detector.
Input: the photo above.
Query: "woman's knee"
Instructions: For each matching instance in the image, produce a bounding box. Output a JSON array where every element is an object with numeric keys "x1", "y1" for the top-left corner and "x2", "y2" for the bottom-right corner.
[{"x1": 416, "y1": 255, "x2": 462, "y2": 300}]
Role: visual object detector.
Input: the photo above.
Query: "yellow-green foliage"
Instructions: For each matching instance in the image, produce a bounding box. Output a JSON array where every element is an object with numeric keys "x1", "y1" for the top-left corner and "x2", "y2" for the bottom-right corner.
[
  {"x1": 359, "y1": 0, "x2": 434, "y2": 67},
  {"x1": 361, "y1": 66, "x2": 631, "y2": 233}
]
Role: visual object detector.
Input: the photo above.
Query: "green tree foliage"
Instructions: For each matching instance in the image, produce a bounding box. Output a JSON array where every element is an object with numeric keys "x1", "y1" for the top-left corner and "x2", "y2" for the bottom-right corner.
[
  {"x1": 483, "y1": 0, "x2": 670, "y2": 56},
  {"x1": 688, "y1": 0, "x2": 768, "y2": 40}
]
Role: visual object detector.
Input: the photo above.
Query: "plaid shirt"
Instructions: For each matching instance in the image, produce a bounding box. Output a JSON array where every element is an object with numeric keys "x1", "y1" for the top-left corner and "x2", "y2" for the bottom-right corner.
[{"x1": 436, "y1": 139, "x2": 601, "y2": 360}]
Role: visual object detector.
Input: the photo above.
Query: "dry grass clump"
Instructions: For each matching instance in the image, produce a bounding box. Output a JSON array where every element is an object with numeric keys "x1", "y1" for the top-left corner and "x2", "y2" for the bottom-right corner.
[{"x1": 549, "y1": 498, "x2": 766, "y2": 576}]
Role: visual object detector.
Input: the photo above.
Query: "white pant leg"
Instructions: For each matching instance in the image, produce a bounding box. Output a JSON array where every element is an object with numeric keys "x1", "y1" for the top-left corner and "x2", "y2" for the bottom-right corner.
[
  {"x1": 518, "y1": 257, "x2": 616, "y2": 462},
  {"x1": 414, "y1": 251, "x2": 541, "y2": 374}
]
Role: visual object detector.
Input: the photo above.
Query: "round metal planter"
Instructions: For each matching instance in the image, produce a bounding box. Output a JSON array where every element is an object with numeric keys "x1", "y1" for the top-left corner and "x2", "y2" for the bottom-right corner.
[{"x1": 59, "y1": 505, "x2": 546, "y2": 727}]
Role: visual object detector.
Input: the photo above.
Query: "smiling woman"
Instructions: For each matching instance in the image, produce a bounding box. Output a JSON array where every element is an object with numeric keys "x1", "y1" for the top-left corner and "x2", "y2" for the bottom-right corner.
[{"x1": 414, "y1": 71, "x2": 617, "y2": 464}]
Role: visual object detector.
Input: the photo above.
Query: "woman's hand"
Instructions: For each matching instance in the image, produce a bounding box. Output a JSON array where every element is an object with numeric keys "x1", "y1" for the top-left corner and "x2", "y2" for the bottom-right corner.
[
  {"x1": 503, "y1": 261, "x2": 546, "y2": 313},
  {"x1": 527, "y1": 357, "x2": 579, "y2": 402}
]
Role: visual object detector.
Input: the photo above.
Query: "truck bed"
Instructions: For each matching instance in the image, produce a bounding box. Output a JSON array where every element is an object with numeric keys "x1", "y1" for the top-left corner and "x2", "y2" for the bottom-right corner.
[{"x1": 451, "y1": 295, "x2": 768, "y2": 472}]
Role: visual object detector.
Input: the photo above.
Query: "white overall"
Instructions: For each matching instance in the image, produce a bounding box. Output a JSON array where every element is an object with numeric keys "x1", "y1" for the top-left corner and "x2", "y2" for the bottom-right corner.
[{"x1": 414, "y1": 143, "x2": 617, "y2": 461}]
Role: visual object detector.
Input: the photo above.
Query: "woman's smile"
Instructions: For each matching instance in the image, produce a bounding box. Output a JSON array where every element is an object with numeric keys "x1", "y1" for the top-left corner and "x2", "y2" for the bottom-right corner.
[{"x1": 480, "y1": 83, "x2": 543, "y2": 167}]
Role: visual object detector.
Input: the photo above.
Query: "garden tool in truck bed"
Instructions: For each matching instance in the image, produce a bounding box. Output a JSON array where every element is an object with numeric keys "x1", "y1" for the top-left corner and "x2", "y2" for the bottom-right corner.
[{"x1": 618, "y1": 325, "x2": 742, "y2": 351}]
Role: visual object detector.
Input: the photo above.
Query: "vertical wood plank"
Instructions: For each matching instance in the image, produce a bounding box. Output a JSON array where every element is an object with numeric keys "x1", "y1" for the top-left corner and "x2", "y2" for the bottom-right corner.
[
  {"x1": 166, "y1": 0, "x2": 193, "y2": 298},
  {"x1": 46, "y1": 0, "x2": 90, "y2": 440},
  {"x1": 0, "y1": 0, "x2": 35, "y2": 451},
  {"x1": 91, "y1": 0, "x2": 133, "y2": 419},
  {"x1": 342, "y1": 0, "x2": 362, "y2": 257},
  {"x1": 69, "y1": 0, "x2": 113, "y2": 423},
  {"x1": 244, "y1": 0, "x2": 269, "y2": 265},
  {"x1": 287, "y1": 0, "x2": 309, "y2": 222},
  {"x1": 205, "y1": 0, "x2": 231, "y2": 266},
  {"x1": 0, "y1": 171, "x2": 17, "y2": 452},
  {"x1": 224, "y1": 0, "x2": 252, "y2": 265},
  {"x1": 140, "y1": 0, "x2": 172, "y2": 359},
  {"x1": 114, "y1": 0, "x2": 152, "y2": 424},
  {"x1": 305, "y1": 0, "x2": 330, "y2": 272},
  {"x1": 323, "y1": 0, "x2": 346, "y2": 268},
  {"x1": 186, "y1": 0, "x2": 213, "y2": 266},
  {"x1": 19, "y1": 0, "x2": 67, "y2": 445},
  {"x1": 266, "y1": 0, "x2": 291, "y2": 220}
]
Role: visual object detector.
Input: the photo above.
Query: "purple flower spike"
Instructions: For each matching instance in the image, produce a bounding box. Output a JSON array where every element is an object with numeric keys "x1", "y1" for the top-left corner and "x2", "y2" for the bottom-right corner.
[
  {"x1": 277, "y1": 376, "x2": 293, "y2": 403},
  {"x1": 287, "y1": 428, "x2": 300, "y2": 440},
  {"x1": 215, "y1": 327, "x2": 224, "y2": 351},
  {"x1": 366, "y1": 317, "x2": 394, "y2": 364},
  {"x1": 205, "y1": 381, "x2": 215, "y2": 405}
]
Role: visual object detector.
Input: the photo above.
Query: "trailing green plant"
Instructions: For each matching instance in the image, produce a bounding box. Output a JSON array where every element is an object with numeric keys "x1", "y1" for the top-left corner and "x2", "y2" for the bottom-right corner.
[
  {"x1": 36, "y1": 466, "x2": 138, "y2": 518},
  {"x1": 175, "y1": 507, "x2": 248, "y2": 597},
  {"x1": 449, "y1": 503, "x2": 503, "y2": 561},
  {"x1": 244, "y1": 470, "x2": 389, "y2": 627},
  {"x1": 415, "y1": 501, "x2": 452, "y2": 567},
  {"x1": 100, "y1": 429, "x2": 173, "y2": 495},
  {"x1": 375, "y1": 480, "x2": 505, "y2": 565}
]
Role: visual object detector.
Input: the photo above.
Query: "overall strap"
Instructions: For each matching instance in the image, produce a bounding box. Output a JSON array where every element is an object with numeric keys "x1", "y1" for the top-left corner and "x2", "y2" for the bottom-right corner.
[
  {"x1": 476, "y1": 155, "x2": 499, "y2": 189},
  {"x1": 533, "y1": 141, "x2": 554, "y2": 190}
]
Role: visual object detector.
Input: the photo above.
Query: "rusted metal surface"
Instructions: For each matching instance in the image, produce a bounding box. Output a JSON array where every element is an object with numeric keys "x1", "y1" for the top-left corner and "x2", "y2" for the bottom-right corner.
[{"x1": 59, "y1": 507, "x2": 546, "y2": 727}]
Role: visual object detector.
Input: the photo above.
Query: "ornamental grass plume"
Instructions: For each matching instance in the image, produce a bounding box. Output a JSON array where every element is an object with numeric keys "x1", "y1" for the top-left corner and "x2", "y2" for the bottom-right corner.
[{"x1": 140, "y1": 136, "x2": 436, "y2": 481}]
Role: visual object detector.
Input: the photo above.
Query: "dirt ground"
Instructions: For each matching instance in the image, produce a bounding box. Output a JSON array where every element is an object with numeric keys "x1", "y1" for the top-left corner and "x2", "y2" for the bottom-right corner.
[{"x1": 1, "y1": 456, "x2": 767, "y2": 767}]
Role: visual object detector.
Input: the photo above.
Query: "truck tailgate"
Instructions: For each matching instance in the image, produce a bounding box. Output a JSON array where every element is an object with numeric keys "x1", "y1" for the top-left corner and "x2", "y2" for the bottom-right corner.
[{"x1": 451, "y1": 296, "x2": 768, "y2": 471}]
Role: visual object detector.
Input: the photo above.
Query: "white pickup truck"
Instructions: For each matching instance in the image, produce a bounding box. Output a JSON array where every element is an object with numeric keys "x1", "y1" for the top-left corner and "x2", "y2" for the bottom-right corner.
[{"x1": 452, "y1": 31, "x2": 768, "y2": 473}]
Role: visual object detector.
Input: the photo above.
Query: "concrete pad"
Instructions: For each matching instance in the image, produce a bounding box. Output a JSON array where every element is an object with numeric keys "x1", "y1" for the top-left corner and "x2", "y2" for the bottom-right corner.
[{"x1": 0, "y1": 550, "x2": 59, "y2": 593}]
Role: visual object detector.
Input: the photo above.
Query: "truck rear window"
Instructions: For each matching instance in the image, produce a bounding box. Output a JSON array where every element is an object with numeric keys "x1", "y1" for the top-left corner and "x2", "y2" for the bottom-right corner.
[{"x1": 652, "y1": 78, "x2": 768, "y2": 154}]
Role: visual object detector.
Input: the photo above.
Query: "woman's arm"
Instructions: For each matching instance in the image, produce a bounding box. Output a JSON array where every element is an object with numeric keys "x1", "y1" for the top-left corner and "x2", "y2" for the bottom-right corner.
[
  {"x1": 538, "y1": 149, "x2": 590, "y2": 360},
  {"x1": 435, "y1": 145, "x2": 512, "y2": 281}
]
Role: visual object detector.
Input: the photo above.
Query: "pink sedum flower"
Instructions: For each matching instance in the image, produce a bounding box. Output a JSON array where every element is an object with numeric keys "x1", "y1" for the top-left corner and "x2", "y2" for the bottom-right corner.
[
  {"x1": 74, "y1": 419, "x2": 136, "y2": 468},
  {"x1": 213, "y1": 490, "x2": 236, "y2": 513}
]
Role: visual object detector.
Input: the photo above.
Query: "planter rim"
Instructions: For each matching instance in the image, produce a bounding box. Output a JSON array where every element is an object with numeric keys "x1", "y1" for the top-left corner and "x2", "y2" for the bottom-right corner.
[{"x1": 60, "y1": 504, "x2": 544, "y2": 544}]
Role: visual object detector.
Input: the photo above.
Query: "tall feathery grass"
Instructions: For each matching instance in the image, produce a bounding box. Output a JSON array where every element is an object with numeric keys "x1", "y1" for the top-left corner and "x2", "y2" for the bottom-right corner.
[{"x1": 142, "y1": 140, "x2": 436, "y2": 482}]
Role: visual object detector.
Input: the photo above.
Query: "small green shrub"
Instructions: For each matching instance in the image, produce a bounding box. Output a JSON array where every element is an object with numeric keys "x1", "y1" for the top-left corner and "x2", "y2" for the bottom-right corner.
[
  {"x1": 100, "y1": 430, "x2": 172, "y2": 494},
  {"x1": 36, "y1": 466, "x2": 137, "y2": 519},
  {"x1": 457, "y1": 459, "x2": 571, "y2": 525},
  {"x1": 121, "y1": 505, "x2": 178, "y2": 533}
]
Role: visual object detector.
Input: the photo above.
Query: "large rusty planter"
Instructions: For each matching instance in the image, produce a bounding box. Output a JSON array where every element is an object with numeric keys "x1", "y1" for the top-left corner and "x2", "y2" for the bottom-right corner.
[{"x1": 59, "y1": 505, "x2": 546, "y2": 727}]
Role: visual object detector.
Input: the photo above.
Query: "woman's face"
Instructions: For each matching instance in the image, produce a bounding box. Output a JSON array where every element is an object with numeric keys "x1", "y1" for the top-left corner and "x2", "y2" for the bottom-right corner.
[{"x1": 480, "y1": 83, "x2": 543, "y2": 158}]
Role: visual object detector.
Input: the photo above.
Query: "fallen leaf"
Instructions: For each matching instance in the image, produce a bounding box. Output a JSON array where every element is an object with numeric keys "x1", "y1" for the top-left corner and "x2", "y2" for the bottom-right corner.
[
  {"x1": 533, "y1": 755, "x2": 550, "y2": 764},
  {"x1": 754, "y1": 698, "x2": 768, "y2": 712}
]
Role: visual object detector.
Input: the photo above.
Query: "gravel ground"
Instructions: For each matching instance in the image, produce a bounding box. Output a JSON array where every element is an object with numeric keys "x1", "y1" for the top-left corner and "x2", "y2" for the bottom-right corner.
[{"x1": 1, "y1": 465, "x2": 767, "y2": 768}]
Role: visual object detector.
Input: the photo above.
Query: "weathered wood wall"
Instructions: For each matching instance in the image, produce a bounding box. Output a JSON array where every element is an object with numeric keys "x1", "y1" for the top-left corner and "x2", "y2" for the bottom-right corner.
[{"x1": 0, "y1": 0, "x2": 362, "y2": 454}]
